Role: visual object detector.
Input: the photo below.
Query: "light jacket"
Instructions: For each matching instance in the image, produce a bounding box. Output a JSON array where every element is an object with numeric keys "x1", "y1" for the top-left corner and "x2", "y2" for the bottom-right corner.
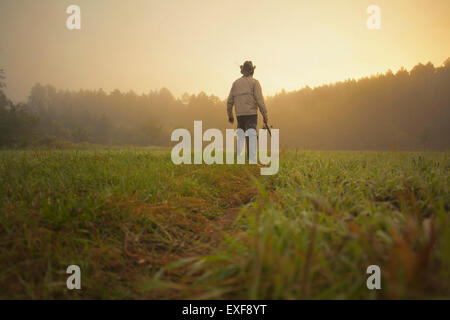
[{"x1": 227, "y1": 76, "x2": 268, "y2": 118}]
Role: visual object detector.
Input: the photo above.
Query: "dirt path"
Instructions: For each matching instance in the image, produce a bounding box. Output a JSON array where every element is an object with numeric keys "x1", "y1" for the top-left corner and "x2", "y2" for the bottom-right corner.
[
  {"x1": 128, "y1": 168, "x2": 260, "y2": 298},
  {"x1": 135, "y1": 204, "x2": 250, "y2": 299}
]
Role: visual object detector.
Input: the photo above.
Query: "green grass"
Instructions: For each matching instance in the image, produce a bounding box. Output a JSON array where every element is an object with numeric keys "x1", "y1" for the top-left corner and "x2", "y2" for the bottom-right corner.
[{"x1": 0, "y1": 149, "x2": 449, "y2": 299}]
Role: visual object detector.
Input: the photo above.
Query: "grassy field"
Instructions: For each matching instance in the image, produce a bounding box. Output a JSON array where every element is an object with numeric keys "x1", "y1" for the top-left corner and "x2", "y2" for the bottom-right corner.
[{"x1": 0, "y1": 149, "x2": 449, "y2": 299}]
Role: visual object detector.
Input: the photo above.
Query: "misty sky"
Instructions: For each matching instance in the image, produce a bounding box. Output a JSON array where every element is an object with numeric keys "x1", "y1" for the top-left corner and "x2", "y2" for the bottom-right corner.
[{"x1": 1, "y1": 0, "x2": 449, "y2": 102}]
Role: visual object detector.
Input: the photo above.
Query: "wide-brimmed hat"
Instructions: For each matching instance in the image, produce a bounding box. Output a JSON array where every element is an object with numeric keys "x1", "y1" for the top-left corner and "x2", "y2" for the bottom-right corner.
[{"x1": 240, "y1": 61, "x2": 256, "y2": 75}]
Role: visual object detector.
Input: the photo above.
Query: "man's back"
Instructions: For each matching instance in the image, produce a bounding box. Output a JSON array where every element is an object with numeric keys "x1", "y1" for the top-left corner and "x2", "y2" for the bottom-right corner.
[
  {"x1": 226, "y1": 60, "x2": 269, "y2": 163},
  {"x1": 227, "y1": 76, "x2": 267, "y2": 118}
]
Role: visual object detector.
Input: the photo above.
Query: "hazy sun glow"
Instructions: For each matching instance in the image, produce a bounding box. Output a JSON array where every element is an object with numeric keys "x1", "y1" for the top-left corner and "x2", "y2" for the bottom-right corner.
[{"x1": 1, "y1": 0, "x2": 449, "y2": 102}]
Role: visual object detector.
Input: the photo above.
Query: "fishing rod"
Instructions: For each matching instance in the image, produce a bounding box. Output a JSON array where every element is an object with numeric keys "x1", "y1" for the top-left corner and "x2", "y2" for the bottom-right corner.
[{"x1": 263, "y1": 119, "x2": 273, "y2": 137}]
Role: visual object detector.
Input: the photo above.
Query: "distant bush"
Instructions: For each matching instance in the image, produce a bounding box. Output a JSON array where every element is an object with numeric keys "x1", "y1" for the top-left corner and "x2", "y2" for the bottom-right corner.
[{"x1": 31, "y1": 135, "x2": 74, "y2": 149}]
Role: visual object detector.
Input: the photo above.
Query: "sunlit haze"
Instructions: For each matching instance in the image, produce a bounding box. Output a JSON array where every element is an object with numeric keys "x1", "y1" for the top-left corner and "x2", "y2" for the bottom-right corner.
[{"x1": 1, "y1": 0, "x2": 449, "y2": 102}]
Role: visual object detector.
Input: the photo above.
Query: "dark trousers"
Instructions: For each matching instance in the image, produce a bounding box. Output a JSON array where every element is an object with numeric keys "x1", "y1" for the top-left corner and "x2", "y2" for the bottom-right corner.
[{"x1": 237, "y1": 114, "x2": 258, "y2": 160}]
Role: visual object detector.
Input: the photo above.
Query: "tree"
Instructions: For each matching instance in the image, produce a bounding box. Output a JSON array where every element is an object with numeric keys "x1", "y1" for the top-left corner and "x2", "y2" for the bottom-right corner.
[
  {"x1": 0, "y1": 69, "x2": 8, "y2": 108},
  {"x1": 444, "y1": 57, "x2": 450, "y2": 68}
]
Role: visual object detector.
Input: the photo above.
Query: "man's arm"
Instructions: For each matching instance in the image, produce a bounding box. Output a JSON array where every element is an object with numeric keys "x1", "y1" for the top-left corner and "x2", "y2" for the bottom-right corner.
[
  {"x1": 227, "y1": 83, "x2": 235, "y2": 123},
  {"x1": 254, "y1": 80, "x2": 268, "y2": 121}
]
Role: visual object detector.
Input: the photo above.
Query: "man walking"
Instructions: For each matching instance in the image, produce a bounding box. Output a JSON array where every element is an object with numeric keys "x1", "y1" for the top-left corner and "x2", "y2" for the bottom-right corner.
[{"x1": 227, "y1": 61, "x2": 268, "y2": 162}]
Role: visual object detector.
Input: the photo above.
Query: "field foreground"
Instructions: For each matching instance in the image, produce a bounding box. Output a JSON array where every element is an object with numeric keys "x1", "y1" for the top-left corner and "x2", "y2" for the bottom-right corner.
[{"x1": 0, "y1": 149, "x2": 449, "y2": 299}]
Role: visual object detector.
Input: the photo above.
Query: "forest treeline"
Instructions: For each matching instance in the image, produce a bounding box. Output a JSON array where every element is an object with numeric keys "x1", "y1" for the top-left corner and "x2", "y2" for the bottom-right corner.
[{"x1": 1, "y1": 59, "x2": 449, "y2": 150}]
